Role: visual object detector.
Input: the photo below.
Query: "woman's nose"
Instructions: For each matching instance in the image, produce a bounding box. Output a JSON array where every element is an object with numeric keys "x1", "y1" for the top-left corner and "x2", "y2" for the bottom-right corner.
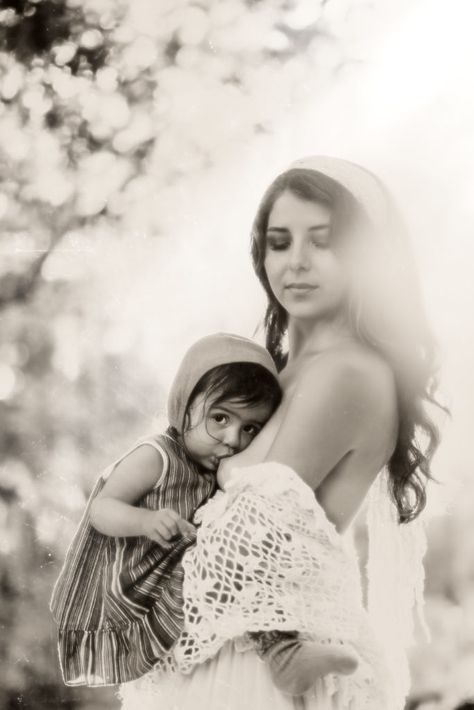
[{"x1": 288, "y1": 241, "x2": 310, "y2": 271}]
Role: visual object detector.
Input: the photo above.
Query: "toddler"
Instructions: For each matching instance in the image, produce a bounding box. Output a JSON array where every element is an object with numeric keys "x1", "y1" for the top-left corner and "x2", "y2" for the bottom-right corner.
[{"x1": 51, "y1": 333, "x2": 357, "y2": 695}]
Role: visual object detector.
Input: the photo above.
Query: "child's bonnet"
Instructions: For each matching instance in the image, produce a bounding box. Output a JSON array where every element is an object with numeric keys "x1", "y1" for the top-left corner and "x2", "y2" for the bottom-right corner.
[{"x1": 50, "y1": 333, "x2": 278, "y2": 686}]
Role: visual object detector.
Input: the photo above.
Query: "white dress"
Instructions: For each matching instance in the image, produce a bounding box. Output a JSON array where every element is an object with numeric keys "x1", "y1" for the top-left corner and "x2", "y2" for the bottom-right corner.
[
  {"x1": 120, "y1": 464, "x2": 423, "y2": 710},
  {"x1": 119, "y1": 640, "x2": 342, "y2": 710}
]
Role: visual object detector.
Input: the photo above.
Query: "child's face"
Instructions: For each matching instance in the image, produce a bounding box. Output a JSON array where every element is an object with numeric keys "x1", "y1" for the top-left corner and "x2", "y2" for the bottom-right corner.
[{"x1": 183, "y1": 393, "x2": 273, "y2": 471}]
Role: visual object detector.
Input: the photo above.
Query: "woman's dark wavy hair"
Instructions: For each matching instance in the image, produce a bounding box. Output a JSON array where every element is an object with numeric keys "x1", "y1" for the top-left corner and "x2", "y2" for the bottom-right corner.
[{"x1": 251, "y1": 168, "x2": 444, "y2": 524}]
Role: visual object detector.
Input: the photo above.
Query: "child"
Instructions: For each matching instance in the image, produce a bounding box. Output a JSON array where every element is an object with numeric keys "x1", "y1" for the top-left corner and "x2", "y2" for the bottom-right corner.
[
  {"x1": 50, "y1": 333, "x2": 281, "y2": 687},
  {"x1": 51, "y1": 333, "x2": 360, "y2": 696}
]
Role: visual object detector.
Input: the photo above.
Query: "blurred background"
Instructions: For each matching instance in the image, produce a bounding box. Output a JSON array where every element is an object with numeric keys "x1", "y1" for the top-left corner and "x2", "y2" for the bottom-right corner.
[{"x1": 1, "y1": 0, "x2": 474, "y2": 708}]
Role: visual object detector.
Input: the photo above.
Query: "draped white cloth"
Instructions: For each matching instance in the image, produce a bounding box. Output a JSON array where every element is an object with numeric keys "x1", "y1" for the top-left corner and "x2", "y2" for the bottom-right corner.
[{"x1": 120, "y1": 463, "x2": 426, "y2": 710}]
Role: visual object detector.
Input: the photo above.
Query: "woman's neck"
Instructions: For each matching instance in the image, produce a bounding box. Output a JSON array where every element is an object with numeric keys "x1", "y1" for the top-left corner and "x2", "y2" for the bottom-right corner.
[{"x1": 287, "y1": 316, "x2": 355, "y2": 363}]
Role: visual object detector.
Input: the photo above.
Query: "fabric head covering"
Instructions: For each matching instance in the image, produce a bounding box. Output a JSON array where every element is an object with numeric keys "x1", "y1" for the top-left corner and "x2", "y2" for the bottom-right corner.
[
  {"x1": 167, "y1": 333, "x2": 278, "y2": 434},
  {"x1": 287, "y1": 155, "x2": 403, "y2": 243},
  {"x1": 286, "y1": 155, "x2": 414, "y2": 310}
]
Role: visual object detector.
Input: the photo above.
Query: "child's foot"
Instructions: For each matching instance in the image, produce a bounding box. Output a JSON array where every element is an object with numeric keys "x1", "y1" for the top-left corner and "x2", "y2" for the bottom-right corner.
[{"x1": 251, "y1": 631, "x2": 359, "y2": 696}]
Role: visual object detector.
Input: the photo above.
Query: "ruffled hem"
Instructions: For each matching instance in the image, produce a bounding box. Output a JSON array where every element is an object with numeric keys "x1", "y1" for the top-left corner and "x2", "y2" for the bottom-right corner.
[{"x1": 57, "y1": 626, "x2": 175, "y2": 687}]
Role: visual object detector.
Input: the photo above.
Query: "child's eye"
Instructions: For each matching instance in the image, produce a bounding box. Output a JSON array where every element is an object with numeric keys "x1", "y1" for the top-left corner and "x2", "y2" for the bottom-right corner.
[
  {"x1": 243, "y1": 424, "x2": 260, "y2": 437},
  {"x1": 210, "y1": 413, "x2": 228, "y2": 425}
]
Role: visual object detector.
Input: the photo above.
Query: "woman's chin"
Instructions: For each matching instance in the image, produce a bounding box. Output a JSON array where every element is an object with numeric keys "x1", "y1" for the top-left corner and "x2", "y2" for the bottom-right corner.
[
  {"x1": 285, "y1": 304, "x2": 328, "y2": 322},
  {"x1": 282, "y1": 297, "x2": 345, "y2": 324}
]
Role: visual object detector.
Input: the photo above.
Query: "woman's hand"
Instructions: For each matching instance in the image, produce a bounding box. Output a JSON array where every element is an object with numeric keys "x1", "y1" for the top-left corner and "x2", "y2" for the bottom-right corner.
[{"x1": 140, "y1": 508, "x2": 196, "y2": 547}]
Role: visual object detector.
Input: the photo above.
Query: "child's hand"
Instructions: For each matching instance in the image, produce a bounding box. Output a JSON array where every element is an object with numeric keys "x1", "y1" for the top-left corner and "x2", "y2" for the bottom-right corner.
[{"x1": 141, "y1": 508, "x2": 196, "y2": 548}]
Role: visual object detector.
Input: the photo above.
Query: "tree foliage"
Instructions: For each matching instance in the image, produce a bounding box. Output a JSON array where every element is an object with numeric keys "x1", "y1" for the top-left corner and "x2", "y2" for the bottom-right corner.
[
  {"x1": 0, "y1": 0, "x2": 342, "y2": 307},
  {"x1": 1, "y1": 1, "x2": 343, "y2": 706}
]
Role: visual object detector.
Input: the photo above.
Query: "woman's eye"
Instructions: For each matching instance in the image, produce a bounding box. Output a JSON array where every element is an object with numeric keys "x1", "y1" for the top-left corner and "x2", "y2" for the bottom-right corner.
[
  {"x1": 310, "y1": 232, "x2": 330, "y2": 249},
  {"x1": 266, "y1": 237, "x2": 290, "y2": 251}
]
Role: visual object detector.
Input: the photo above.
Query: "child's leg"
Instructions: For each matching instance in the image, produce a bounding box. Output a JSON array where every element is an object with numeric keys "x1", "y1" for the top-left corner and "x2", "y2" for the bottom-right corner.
[{"x1": 249, "y1": 630, "x2": 359, "y2": 696}]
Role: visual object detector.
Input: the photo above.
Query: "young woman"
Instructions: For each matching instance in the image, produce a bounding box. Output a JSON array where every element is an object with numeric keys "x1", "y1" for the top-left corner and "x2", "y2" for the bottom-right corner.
[{"x1": 120, "y1": 156, "x2": 441, "y2": 710}]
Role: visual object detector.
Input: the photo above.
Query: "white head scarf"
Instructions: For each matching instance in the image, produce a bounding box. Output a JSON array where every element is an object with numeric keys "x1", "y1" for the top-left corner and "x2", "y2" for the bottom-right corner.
[{"x1": 286, "y1": 155, "x2": 409, "y2": 247}]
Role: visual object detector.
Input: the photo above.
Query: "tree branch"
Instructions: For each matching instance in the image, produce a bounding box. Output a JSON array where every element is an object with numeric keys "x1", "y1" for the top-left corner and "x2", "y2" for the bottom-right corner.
[{"x1": 0, "y1": 228, "x2": 64, "y2": 310}]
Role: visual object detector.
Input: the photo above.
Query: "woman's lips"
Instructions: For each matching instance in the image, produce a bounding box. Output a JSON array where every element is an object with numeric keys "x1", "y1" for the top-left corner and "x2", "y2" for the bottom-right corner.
[{"x1": 285, "y1": 283, "x2": 318, "y2": 292}]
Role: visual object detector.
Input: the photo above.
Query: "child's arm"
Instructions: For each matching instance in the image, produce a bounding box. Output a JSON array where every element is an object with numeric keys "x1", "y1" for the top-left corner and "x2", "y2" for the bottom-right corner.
[{"x1": 90, "y1": 444, "x2": 195, "y2": 546}]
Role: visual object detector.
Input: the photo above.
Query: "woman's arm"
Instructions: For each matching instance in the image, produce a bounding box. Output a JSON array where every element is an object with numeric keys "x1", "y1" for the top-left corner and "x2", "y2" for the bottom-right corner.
[
  {"x1": 265, "y1": 358, "x2": 374, "y2": 482},
  {"x1": 90, "y1": 445, "x2": 195, "y2": 544},
  {"x1": 219, "y1": 350, "x2": 397, "y2": 530},
  {"x1": 264, "y1": 352, "x2": 397, "y2": 530}
]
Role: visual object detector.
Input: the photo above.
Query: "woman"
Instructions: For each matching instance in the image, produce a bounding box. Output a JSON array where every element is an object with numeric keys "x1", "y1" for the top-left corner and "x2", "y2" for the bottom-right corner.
[{"x1": 120, "y1": 156, "x2": 441, "y2": 710}]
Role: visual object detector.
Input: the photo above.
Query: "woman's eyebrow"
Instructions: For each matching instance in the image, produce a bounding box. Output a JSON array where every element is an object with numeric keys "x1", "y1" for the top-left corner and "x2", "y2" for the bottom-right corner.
[{"x1": 266, "y1": 224, "x2": 330, "y2": 233}]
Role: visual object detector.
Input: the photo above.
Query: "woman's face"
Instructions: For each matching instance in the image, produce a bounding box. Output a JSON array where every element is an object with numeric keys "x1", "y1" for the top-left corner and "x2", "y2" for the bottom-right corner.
[{"x1": 263, "y1": 190, "x2": 349, "y2": 323}]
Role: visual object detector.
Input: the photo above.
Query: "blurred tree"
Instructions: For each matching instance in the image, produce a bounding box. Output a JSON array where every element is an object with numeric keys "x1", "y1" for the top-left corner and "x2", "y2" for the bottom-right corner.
[
  {"x1": 0, "y1": 0, "x2": 351, "y2": 310},
  {"x1": 0, "y1": 0, "x2": 109, "y2": 67},
  {"x1": 1, "y1": 2, "x2": 350, "y2": 705}
]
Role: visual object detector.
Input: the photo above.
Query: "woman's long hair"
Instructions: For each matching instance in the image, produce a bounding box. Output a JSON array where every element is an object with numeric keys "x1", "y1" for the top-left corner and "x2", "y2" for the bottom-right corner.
[{"x1": 251, "y1": 167, "x2": 443, "y2": 524}]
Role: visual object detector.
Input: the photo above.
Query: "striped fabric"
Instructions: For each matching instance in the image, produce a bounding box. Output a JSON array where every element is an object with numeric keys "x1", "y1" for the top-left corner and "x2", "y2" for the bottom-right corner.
[{"x1": 50, "y1": 433, "x2": 216, "y2": 687}]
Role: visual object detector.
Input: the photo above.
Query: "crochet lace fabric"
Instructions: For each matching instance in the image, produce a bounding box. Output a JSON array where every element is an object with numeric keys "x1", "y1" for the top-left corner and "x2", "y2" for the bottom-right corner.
[{"x1": 172, "y1": 462, "x2": 394, "y2": 708}]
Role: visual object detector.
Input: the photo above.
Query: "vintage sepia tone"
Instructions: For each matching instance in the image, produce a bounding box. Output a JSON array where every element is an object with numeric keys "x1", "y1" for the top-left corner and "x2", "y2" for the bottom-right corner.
[{"x1": 1, "y1": 1, "x2": 473, "y2": 709}]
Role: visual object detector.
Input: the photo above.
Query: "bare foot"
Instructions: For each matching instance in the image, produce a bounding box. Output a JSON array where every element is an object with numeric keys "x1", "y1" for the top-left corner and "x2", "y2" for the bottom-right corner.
[{"x1": 266, "y1": 637, "x2": 359, "y2": 696}]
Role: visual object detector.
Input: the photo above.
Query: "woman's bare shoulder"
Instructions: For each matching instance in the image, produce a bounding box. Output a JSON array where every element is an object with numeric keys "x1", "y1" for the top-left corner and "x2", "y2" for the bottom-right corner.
[
  {"x1": 304, "y1": 343, "x2": 394, "y2": 389},
  {"x1": 293, "y1": 343, "x2": 397, "y2": 421}
]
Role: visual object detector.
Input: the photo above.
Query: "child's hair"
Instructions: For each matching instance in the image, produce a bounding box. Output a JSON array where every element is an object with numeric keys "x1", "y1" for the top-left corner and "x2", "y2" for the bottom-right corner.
[{"x1": 168, "y1": 362, "x2": 282, "y2": 438}]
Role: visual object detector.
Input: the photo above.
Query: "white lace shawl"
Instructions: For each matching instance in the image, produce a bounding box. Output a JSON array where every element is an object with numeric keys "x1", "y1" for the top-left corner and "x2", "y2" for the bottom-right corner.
[{"x1": 172, "y1": 462, "x2": 413, "y2": 709}]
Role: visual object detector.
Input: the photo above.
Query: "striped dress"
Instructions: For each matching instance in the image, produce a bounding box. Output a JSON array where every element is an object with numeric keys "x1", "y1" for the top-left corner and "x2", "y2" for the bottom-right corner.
[{"x1": 50, "y1": 433, "x2": 216, "y2": 687}]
